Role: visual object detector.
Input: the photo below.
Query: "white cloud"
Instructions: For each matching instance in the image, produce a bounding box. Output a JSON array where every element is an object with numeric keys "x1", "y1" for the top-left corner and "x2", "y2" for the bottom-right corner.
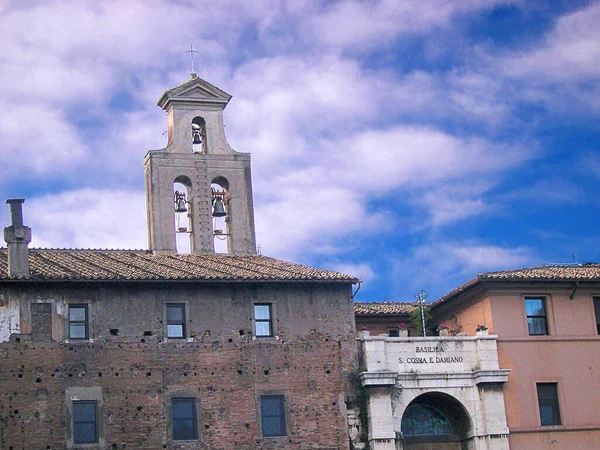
[
  {"x1": 494, "y1": 2, "x2": 600, "y2": 114},
  {"x1": 446, "y1": 243, "x2": 533, "y2": 270},
  {"x1": 388, "y1": 241, "x2": 537, "y2": 301},
  {"x1": 26, "y1": 188, "x2": 147, "y2": 250},
  {"x1": 329, "y1": 262, "x2": 376, "y2": 283},
  {"x1": 309, "y1": 0, "x2": 518, "y2": 49},
  {"x1": 0, "y1": 102, "x2": 88, "y2": 180},
  {"x1": 503, "y1": 2, "x2": 600, "y2": 82}
]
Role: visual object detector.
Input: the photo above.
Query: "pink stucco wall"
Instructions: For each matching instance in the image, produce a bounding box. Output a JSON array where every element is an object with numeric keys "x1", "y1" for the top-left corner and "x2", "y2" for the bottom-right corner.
[{"x1": 442, "y1": 285, "x2": 600, "y2": 447}]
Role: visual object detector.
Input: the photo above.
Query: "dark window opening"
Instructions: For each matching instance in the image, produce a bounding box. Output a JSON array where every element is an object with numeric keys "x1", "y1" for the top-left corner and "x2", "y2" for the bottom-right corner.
[
  {"x1": 69, "y1": 305, "x2": 89, "y2": 340},
  {"x1": 261, "y1": 395, "x2": 286, "y2": 437},
  {"x1": 254, "y1": 304, "x2": 272, "y2": 337},
  {"x1": 172, "y1": 398, "x2": 198, "y2": 440},
  {"x1": 167, "y1": 304, "x2": 186, "y2": 339},
  {"x1": 537, "y1": 383, "x2": 561, "y2": 426},
  {"x1": 389, "y1": 329, "x2": 400, "y2": 337},
  {"x1": 594, "y1": 298, "x2": 600, "y2": 335},
  {"x1": 73, "y1": 400, "x2": 98, "y2": 444},
  {"x1": 525, "y1": 298, "x2": 548, "y2": 335}
]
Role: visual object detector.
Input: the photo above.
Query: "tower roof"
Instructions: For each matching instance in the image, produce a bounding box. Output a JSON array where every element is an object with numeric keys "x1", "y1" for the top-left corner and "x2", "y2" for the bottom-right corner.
[{"x1": 157, "y1": 74, "x2": 232, "y2": 110}]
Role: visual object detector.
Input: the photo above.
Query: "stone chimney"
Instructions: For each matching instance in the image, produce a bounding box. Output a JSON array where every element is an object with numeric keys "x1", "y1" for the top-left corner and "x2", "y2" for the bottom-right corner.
[{"x1": 3, "y1": 199, "x2": 32, "y2": 277}]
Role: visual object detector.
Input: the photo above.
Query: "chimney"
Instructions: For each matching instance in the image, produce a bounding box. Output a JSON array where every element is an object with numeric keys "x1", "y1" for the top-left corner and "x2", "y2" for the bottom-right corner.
[{"x1": 3, "y1": 199, "x2": 32, "y2": 277}]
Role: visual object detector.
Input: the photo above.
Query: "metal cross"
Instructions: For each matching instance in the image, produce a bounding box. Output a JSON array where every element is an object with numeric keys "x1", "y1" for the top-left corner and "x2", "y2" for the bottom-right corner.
[{"x1": 185, "y1": 44, "x2": 200, "y2": 74}]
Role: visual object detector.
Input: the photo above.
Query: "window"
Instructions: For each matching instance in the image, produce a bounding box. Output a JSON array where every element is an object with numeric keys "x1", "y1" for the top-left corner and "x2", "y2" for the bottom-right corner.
[
  {"x1": 525, "y1": 298, "x2": 548, "y2": 335},
  {"x1": 69, "y1": 304, "x2": 89, "y2": 340},
  {"x1": 401, "y1": 404, "x2": 453, "y2": 437},
  {"x1": 260, "y1": 395, "x2": 286, "y2": 437},
  {"x1": 537, "y1": 383, "x2": 561, "y2": 426},
  {"x1": 172, "y1": 398, "x2": 198, "y2": 440},
  {"x1": 254, "y1": 304, "x2": 272, "y2": 337},
  {"x1": 389, "y1": 329, "x2": 400, "y2": 337},
  {"x1": 594, "y1": 297, "x2": 600, "y2": 334},
  {"x1": 73, "y1": 401, "x2": 98, "y2": 444},
  {"x1": 167, "y1": 303, "x2": 186, "y2": 338}
]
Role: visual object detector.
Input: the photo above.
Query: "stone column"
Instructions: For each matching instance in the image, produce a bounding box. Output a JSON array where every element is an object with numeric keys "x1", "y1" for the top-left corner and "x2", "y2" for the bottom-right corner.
[{"x1": 367, "y1": 386, "x2": 396, "y2": 450}]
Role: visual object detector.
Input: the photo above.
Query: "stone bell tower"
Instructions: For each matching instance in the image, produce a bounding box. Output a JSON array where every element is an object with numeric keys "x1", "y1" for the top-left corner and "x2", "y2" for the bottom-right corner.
[{"x1": 144, "y1": 74, "x2": 257, "y2": 255}]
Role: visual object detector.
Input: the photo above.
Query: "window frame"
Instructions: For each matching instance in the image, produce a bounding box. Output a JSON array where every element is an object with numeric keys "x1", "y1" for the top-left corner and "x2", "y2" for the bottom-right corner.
[
  {"x1": 525, "y1": 297, "x2": 549, "y2": 336},
  {"x1": 259, "y1": 394, "x2": 287, "y2": 438},
  {"x1": 166, "y1": 303, "x2": 187, "y2": 339},
  {"x1": 65, "y1": 386, "x2": 104, "y2": 449},
  {"x1": 171, "y1": 397, "x2": 198, "y2": 441},
  {"x1": 537, "y1": 382, "x2": 562, "y2": 426},
  {"x1": 72, "y1": 400, "x2": 98, "y2": 444},
  {"x1": 254, "y1": 303, "x2": 273, "y2": 338},
  {"x1": 68, "y1": 304, "x2": 89, "y2": 341},
  {"x1": 593, "y1": 297, "x2": 600, "y2": 335}
]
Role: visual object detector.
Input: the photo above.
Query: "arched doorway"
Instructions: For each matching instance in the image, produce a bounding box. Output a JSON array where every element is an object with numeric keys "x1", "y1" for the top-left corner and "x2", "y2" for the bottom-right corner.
[{"x1": 400, "y1": 392, "x2": 472, "y2": 450}]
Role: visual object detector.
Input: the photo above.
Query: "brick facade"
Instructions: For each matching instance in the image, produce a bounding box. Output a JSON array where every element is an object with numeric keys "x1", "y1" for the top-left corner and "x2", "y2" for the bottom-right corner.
[{"x1": 0, "y1": 282, "x2": 357, "y2": 450}]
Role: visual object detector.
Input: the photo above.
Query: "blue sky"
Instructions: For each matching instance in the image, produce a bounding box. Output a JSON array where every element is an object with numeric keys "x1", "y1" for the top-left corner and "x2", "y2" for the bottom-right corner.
[{"x1": 1, "y1": 0, "x2": 599, "y2": 302}]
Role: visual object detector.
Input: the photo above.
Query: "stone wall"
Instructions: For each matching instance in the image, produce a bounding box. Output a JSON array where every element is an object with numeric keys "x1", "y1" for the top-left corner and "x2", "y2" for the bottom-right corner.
[{"x1": 358, "y1": 335, "x2": 510, "y2": 450}]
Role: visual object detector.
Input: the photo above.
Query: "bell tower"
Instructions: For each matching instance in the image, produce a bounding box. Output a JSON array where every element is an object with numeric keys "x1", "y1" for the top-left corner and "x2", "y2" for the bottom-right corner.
[{"x1": 144, "y1": 74, "x2": 257, "y2": 255}]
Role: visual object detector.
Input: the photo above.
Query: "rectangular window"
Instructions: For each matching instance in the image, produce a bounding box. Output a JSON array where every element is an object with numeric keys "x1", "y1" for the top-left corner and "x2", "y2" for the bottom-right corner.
[
  {"x1": 260, "y1": 395, "x2": 286, "y2": 437},
  {"x1": 172, "y1": 398, "x2": 198, "y2": 440},
  {"x1": 389, "y1": 329, "x2": 400, "y2": 337},
  {"x1": 167, "y1": 304, "x2": 186, "y2": 338},
  {"x1": 73, "y1": 400, "x2": 98, "y2": 444},
  {"x1": 594, "y1": 298, "x2": 600, "y2": 335},
  {"x1": 537, "y1": 383, "x2": 561, "y2": 426},
  {"x1": 69, "y1": 304, "x2": 89, "y2": 340},
  {"x1": 254, "y1": 304, "x2": 273, "y2": 337},
  {"x1": 525, "y1": 298, "x2": 548, "y2": 335}
]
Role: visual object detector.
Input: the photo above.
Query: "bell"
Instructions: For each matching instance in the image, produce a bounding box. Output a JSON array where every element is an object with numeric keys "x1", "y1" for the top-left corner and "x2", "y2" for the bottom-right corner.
[
  {"x1": 174, "y1": 194, "x2": 188, "y2": 213},
  {"x1": 212, "y1": 197, "x2": 227, "y2": 217},
  {"x1": 192, "y1": 131, "x2": 202, "y2": 145}
]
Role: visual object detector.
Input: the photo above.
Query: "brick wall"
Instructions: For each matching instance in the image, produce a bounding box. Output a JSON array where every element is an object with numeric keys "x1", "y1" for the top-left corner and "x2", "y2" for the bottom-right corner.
[{"x1": 0, "y1": 282, "x2": 357, "y2": 450}]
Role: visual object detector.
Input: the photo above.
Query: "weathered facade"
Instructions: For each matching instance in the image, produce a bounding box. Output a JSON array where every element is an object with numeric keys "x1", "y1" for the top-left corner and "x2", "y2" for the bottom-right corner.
[
  {"x1": 0, "y1": 74, "x2": 360, "y2": 450},
  {"x1": 358, "y1": 333, "x2": 510, "y2": 450},
  {"x1": 0, "y1": 262, "x2": 358, "y2": 449}
]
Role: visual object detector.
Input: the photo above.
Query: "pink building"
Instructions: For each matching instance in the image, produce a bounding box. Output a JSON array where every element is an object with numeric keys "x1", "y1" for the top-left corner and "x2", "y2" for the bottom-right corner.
[{"x1": 355, "y1": 264, "x2": 600, "y2": 449}]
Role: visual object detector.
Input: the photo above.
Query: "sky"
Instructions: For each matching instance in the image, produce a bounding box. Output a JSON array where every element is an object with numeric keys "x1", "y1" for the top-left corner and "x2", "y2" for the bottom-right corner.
[{"x1": 1, "y1": 0, "x2": 599, "y2": 303}]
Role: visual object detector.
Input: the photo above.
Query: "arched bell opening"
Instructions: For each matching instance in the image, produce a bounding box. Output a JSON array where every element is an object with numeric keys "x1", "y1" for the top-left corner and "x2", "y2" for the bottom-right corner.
[
  {"x1": 400, "y1": 392, "x2": 472, "y2": 450},
  {"x1": 191, "y1": 117, "x2": 206, "y2": 154},
  {"x1": 211, "y1": 176, "x2": 229, "y2": 254},
  {"x1": 173, "y1": 176, "x2": 193, "y2": 254}
]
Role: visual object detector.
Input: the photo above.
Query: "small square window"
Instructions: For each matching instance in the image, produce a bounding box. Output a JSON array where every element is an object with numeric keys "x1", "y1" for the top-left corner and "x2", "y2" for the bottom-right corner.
[
  {"x1": 167, "y1": 304, "x2": 186, "y2": 339},
  {"x1": 389, "y1": 329, "x2": 400, "y2": 337},
  {"x1": 172, "y1": 398, "x2": 198, "y2": 440},
  {"x1": 73, "y1": 400, "x2": 98, "y2": 444},
  {"x1": 69, "y1": 305, "x2": 89, "y2": 340},
  {"x1": 594, "y1": 298, "x2": 600, "y2": 335},
  {"x1": 525, "y1": 298, "x2": 548, "y2": 335},
  {"x1": 537, "y1": 383, "x2": 561, "y2": 426},
  {"x1": 260, "y1": 395, "x2": 286, "y2": 437},
  {"x1": 254, "y1": 304, "x2": 273, "y2": 337}
]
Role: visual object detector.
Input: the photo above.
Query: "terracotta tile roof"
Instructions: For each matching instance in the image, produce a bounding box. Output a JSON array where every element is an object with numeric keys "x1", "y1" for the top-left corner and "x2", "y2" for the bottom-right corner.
[
  {"x1": 354, "y1": 302, "x2": 418, "y2": 315},
  {"x1": 0, "y1": 249, "x2": 358, "y2": 283},
  {"x1": 478, "y1": 264, "x2": 600, "y2": 281},
  {"x1": 435, "y1": 264, "x2": 600, "y2": 305}
]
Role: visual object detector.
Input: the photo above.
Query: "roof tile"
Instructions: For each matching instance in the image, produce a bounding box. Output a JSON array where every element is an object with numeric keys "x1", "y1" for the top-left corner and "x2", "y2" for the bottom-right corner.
[
  {"x1": 0, "y1": 249, "x2": 357, "y2": 283},
  {"x1": 354, "y1": 302, "x2": 417, "y2": 315},
  {"x1": 435, "y1": 263, "x2": 600, "y2": 305}
]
